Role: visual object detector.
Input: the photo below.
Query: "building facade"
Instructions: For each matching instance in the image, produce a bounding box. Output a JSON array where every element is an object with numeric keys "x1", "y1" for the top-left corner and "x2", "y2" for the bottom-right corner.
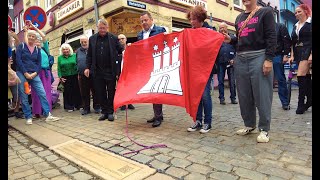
[
  {"x1": 279, "y1": 0, "x2": 302, "y2": 34},
  {"x1": 13, "y1": 0, "x2": 24, "y2": 42},
  {"x1": 259, "y1": 0, "x2": 280, "y2": 22},
  {"x1": 20, "y1": 0, "x2": 244, "y2": 60}
]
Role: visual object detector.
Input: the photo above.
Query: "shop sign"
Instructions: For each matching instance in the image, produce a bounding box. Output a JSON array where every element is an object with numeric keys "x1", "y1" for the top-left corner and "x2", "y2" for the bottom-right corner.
[
  {"x1": 170, "y1": 0, "x2": 207, "y2": 10},
  {"x1": 57, "y1": 0, "x2": 83, "y2": 21},
  {"x1": 127, "y1": 1, "x2": 146, "y2": 9}
]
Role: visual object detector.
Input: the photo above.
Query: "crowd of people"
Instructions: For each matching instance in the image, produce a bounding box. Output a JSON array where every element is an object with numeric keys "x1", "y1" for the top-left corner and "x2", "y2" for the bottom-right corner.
[{"x1": 8, "y1": 1, "x2": 311, "y2": 144}]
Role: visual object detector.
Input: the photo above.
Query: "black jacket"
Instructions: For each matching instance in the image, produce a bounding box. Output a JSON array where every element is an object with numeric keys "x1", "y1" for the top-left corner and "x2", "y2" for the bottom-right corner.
[
  {"x1": 86, "y1": 33, "x2": 123, "y2": 77},
  {"x1": 217, "y1": 34, "x2": 236, "y2": 64},
  {"x1": 76, "y1": 47, "x2": 87, "y2": 75},
  {"x1": 137, "y1": 24, "x2": 166, "y2": 40},
  {"x1": 291, "y1": 17, "x2": 312, "y2": 61},
  {"x1": 275, "y1": 23, "x2": 292, "y2": 56}
]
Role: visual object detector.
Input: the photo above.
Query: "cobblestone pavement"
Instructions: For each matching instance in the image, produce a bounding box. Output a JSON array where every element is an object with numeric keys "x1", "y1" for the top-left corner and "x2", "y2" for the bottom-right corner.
[
  {"x1": 9, "y1": 89, "x2": 312, "y2": 180},
  {"x1": 8, "y1": 128, "x2": 101, "y2": 180}
]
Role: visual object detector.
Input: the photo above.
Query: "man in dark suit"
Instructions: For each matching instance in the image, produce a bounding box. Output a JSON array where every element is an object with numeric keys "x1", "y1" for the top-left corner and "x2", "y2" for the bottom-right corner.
[
  {"x1": 84, "y1": 19, "x2": 123, "y2": 121},
  {"x1": 137, "y1": 11, "x2": 166, "y2": 127}
]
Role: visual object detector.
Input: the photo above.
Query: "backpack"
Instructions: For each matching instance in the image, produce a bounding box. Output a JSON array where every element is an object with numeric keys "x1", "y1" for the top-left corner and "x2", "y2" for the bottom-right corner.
[{"x1": 41, "y1": 47, "x2": 55, "y2": 68}]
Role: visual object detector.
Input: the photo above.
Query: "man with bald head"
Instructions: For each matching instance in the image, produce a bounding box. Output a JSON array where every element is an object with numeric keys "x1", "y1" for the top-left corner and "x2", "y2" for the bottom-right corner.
[
  {"x1": 76, "y1": 35, "x2": 100, "y2": 115},
  {"x1": 217, "y1": 22, "x2": 237, "y2": 105},
  {"x1": 117, "y1": 34, "x2": 135, "y2": 110}
]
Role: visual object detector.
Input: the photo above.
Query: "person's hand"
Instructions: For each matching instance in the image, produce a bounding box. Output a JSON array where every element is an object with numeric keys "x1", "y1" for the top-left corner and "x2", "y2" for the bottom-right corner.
[
  {"x1": 60, "y1": 78, "x2": 67, "y2": 83},
  {"x1": 127, "y1": 43, "x2": 132, "y2": 47},
  {"x1": 283, "y1": 56, "x2": 289, "y2": 63},
  {"x1": 30, "y1": 72, "x2": 37, "y2": 79},
  {"x1": 229, "y1": 59, "x2": 234, "y2": 65},
  {"x1": 163, "y1": 32, "x2": 169, "y2": 35},
  {"x1": 288, "y1": 57, "x2": 294, "y2": 64},
  {"x1": 24, "y1": 72, "x2": 32, "y2": 79},
  {"x1": 84, "y1": 69, "x2": 90, "y2": 78},
  {"x1": 23, "y1": 25, "x2": 29, "y2": 32},
  {"x1": 222, "y1": 32, "x2": 231, "y2": 43},
  {"x1": 263, "y1": 60, "x2": 273, "y2": 76},
  {"x1": 307, "y1": 54, "x2": 312, "y2": 65}
]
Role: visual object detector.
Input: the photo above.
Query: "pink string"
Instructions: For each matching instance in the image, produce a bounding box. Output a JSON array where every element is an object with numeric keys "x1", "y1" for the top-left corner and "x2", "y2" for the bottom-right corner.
[{"x1": 122, "y1": 108, "x2": 167, "y2": 155}]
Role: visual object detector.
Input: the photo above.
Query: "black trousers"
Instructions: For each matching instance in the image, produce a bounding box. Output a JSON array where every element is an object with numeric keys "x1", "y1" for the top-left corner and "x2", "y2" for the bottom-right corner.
[
  {"x1": 79, "y1": 74, "x2": 99, "y2": 111},
  {"x1": 62, "y1": 74, "x2": 81, "y2": 110},
  {"x1": 93, "y1": 76, "x2": 116, "y2": 115}
]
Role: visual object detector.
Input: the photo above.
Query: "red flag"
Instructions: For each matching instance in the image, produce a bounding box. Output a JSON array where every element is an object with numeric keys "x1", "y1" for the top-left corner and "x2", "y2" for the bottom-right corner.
[{"x1": 114, "y1": 28, "x2": 224, "y2": 121}]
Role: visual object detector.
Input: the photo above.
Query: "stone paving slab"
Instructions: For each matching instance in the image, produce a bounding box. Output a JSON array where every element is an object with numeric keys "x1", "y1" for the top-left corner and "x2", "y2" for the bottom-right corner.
[{"x1": 50, "y1": 139, "x2": 156, "y2": 180}]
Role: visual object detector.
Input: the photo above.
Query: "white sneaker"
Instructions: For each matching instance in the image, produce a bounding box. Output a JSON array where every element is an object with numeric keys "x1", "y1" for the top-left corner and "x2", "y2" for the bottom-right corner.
[
  {"x1": 26, "y1": 118, "x2": 32, "y2": 125},
  {"x1": 45, "y1": 113, "x2": 60, "y2": 122},
  {"x1": 236, "y1": 127, "x2": 257, "y2": 135},
  {"x1": 257, "y1": 131, "x2": 269, "y2": 143}
]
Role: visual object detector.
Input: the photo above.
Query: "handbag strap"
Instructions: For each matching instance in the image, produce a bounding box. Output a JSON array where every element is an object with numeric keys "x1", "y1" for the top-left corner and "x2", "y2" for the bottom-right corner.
[{"x1": 238, "y1": 6, "x2": 261, "y2": 41}]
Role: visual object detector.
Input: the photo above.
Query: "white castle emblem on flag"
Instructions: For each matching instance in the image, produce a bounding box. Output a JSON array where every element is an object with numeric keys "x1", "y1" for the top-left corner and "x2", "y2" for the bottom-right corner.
[{"x1": 138, "y1": 37, "x2": 183, "y2": 95}]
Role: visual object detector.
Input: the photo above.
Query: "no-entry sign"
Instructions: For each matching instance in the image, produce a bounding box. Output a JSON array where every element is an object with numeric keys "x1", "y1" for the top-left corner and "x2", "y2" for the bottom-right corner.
[{"x1": 23, "y1": 6, "x2": 47, "y2": 30}]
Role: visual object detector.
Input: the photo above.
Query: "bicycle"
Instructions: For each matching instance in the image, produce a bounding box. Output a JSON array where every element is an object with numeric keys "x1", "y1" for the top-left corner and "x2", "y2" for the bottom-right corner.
[{"x1": 287, "y1": 62, "x2": 298, "y2": 109}]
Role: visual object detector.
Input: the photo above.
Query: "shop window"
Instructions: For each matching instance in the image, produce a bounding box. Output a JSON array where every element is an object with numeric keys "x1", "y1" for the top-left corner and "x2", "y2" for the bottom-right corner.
[
  {"x1": 45, "y1": 0, "x2": 52, "y2": 11},
  {"x1": 19, "y1": 11, "x2": 24, "y2": 31},
  {"x1": 15, "y1": 16, "x2": 19, "y2": 33},
  {"x1": 65, "y1": 28, "x2": 84, "y2": 52},
  {"x1": 233, "y1": 0, "x2": 242, "y2": 8}
]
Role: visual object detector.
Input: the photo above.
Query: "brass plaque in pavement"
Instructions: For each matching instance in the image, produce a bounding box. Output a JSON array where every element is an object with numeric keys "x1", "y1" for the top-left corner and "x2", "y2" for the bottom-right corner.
[{"x1": 51, "y1": 141, "x2": 154, "y2": 179}]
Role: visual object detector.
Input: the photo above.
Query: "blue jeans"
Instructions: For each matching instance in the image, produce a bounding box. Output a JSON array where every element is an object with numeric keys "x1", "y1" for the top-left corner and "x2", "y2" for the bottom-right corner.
[
  {"x1": 196, "y1": 73, "x2": 213, "y2": 125},
  {"x1": 217, "y1": 63, "x2": 236, "y2": 101},
  {"x1": 17, "y1": 71, "x2": 50, "y2": 119},
  {"x1": 273, "y1": 55, "x2": 289, "y2": 106}
]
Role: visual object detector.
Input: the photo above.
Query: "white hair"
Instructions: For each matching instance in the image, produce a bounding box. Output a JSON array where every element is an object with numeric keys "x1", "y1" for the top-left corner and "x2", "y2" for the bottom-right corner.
[
  {"x1": 27, "y1": 30, "x2": 38, "y2": 36},
  {"x1": 59, "y1": 43, "x2": 74, "y2": 55},
  {"x1": 79, "y1": 35, "x2": 88, "y2": 40},
  {"x1": 35, "y1": 32, "x2": 42, "y2": 41}
]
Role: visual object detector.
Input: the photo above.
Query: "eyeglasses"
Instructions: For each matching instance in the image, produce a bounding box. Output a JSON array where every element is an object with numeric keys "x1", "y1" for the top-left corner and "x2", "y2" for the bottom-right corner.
[{"x1": 118, "y1": 38, "x2": 125, "y2": 40}]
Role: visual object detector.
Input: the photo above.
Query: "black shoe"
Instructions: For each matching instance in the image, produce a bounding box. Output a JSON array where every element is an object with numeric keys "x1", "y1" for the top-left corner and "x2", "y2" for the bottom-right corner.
[
  {"x1": 14, "y1": 112, "x2": 24, "y2": 119},
  {"x1": 187, "y1": 120, "x2": 202, "y2": 132},
  {"x1": 128, "y1": 104, "x2": 135, "y2": 110},
  {"x1": 120, "y1": 105, "x2": 126, "y2": 111},
  {"x1": 94, "y1": 108, "x2": 101, "y2": 114},
  {"x1": 152, "y1": 119, "x2": 162, "y2": 127},
  {"x1": 200, "y1": 124, "x2": 212, "y2": 133},
  {"x1": 220, "y1": 100, "x2": 226, "y2": 105},
  {"x1": 81, "y1": 109, "x2": 91, "y2": 115},
  {"x1": 147, "y1": 116, "x2": 163, "y2": 123},
  {"x1": 108, "y1": 114, "x2": 114, "y2": 121},
  {"x1": 282, "y1": 105, "x2": 289, "y2": 110},
  {"x1": 98, "y1": 114, "x2": 108, "y2": 121},
  {"x1": 231, "y1": 99, "x2": 238, "y2": 104}
]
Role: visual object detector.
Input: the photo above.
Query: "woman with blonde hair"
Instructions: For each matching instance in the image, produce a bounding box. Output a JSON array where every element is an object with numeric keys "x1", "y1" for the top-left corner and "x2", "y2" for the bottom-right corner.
[
  {"x1": 15, "y1": 28, "x2": 60, "y2": 125},
  {"x1": 57, "y1": 43, "x2": 81, "y2": 112},
  {"x1": 289, "y1": 4, "x2": 312, "y2": 114}
]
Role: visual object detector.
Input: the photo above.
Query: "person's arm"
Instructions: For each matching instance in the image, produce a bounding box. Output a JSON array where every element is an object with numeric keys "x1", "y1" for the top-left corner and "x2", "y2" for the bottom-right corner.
[
  {"x1": 9, "y1": 31, "x2": 20, "y2": 47},
  {"x1": 86, "y1": 38, "x2": 92, "y2": 70},
  {"x1": 281, "y1": 24, "x2": 292, "y2": 56},
  {"x1": 57, "y1": 56, "x2": 62, "y2": 78},
  {"x1": 23, "y1": 26, "x2": 29, "y2": 44},
  {"x1": 30, "y1": 23, "x2": 46, "y2": 41},
  {"x1": 15, "y1": 44, "x2": 27, "y2": 74},
  {"x1": 263, "y1": 8, "x2": 276, "y2": 61}
]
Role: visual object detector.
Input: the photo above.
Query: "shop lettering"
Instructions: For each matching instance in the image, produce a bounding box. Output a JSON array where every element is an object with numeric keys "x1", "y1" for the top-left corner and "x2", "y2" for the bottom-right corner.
[
  {"x1": 170, "y1": 0, "x2": 207, "y2": 9},
  {"x1": 57, "y1": 0, "x2": 83, "y2": 21}
]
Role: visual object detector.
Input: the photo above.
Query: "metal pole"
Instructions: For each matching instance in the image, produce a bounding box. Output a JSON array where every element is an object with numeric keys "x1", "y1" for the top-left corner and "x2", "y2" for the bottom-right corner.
[
  {"x1": 210, "y1": 13, "x2": 213, "y2": 26},
  {"x1": 94, "y1": 0, "x2": 99, "y2": 25}
]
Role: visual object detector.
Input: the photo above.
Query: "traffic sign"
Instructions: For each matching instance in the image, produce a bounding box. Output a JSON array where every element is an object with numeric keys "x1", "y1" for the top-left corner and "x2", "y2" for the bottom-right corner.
[
  {"x1": 8, "y1": 15, "x2": 12, "y2": 30},
  {"x1": 23, "y1": 6, "x2": 47, "y2": 30}
]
